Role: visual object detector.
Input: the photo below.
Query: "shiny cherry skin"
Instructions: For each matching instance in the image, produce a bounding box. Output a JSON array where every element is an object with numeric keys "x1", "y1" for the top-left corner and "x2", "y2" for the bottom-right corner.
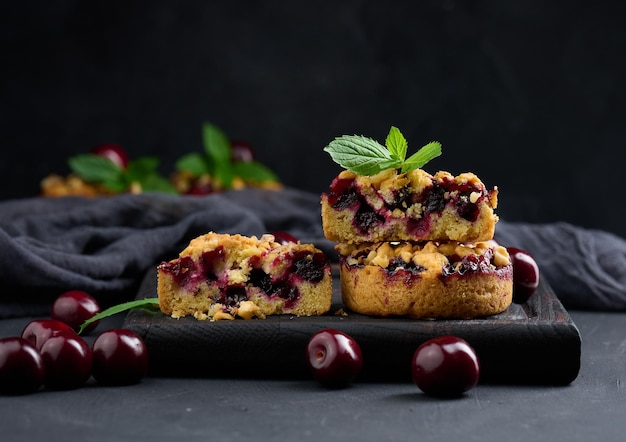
[
  {"x1": 411, "y1": 336, "x2": 480, "y2": 398},
  {"x1": 271, "y1": 231, "x2": 299, "y2": 245},
  {"x1": 230, "y1": 141, "x2": 255, "y2": 163},
  {"x1": 21, "y1": 319, "x2": 75, "y2": 351},
  {"x1": 51, "y1": 290, "x2": 101, "y2": 333},
  {"x1": 0, "y1": 337, "x2": 46, "y2": 395},
  {"x1": 306, "y1": 329, "x2": 363, "y2": 388},
  {"x1": 507, "y1": 247, "x2": 540, "y2": 303},
  {"x1": 92, "y1": 329, "x2": 149, "y2": 385},
  {"x1": 92, "y1": 143, "x2": 129, "y2": 169},
  {"x1": 40, "y1": 331, "x2": 93, "y2": 390}
]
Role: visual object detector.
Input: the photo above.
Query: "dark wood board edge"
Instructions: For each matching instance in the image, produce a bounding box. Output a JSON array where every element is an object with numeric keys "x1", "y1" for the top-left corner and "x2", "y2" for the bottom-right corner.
[{"x1": 123, "y1": 267, "x2": 581, "y2": 385}]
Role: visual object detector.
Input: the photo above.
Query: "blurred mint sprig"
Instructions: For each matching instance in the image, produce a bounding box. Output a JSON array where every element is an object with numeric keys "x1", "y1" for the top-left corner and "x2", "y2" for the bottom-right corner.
[
  {"x1": 175, "y1": 122, "x2": 279, "y2": 189},
  {"x1": 68, "y1": 155, "x2": 178, "y2": 194}
]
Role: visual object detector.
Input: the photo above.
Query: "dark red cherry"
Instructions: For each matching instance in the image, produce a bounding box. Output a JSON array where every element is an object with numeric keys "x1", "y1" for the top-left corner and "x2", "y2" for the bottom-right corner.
[
  {"x1": 271, "y1": 231, "x2": 299, "y2": 244},
  {"x1": 411, "y1": 336, "x2": 480, "y2": 397},
  {"x1": 306, "y1": 329, "x2": 363, "y2": 388},
  {"x1": 185, "y1": 180, "x2": 215, "y2": 195},
  {"x1": 21, "y1": 319, "x2": 75, "y2": 351},
  {"x1": 51, "y1": 290, "x2": 101, "y2": 333},
  {"x1": 40, "y1": 331, "x2": 92, "y2": 390},
  {"x1": 507, "y1": 247, "x2": 540, "y2": 303},
  {"x1": 230, "y1": 141, "x2": 255, "y2": 163},
  {"x1": 0, "y1": 337, "x2": 46, "y2": 395},
  {"x1": 92, "y1": 329, "x2": 149, "y2": 385},
  {"x1": 92, "y1": 143, "x2": 129, "y2": 169}
]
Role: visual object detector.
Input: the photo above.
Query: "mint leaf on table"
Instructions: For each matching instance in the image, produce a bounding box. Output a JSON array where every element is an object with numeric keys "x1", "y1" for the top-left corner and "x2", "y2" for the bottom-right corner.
[
  {"x1": 232, "y1": 161, "x2": 279, "y2": 183},
  {"x1": 176, "y1": 121, "x2": 281, "y2": 189},
  {"x1": 69, "y1": 153, "x2": 176, "y2": 194},
  {"x1": 69, "y1": 154, "x2": 124, "y2": 184},
  {"x1": 78, "y1": 298, "x2": 160, "y2": 335},
  {"x1": 202, "y1": 122, "x2": 234, "y2": 188},
  {"x1": 323, "y1": 126, "x2": 442, "y2": 176},
  {"x1": 175, "y1": 152, "x2": 210, "y2": 176}
]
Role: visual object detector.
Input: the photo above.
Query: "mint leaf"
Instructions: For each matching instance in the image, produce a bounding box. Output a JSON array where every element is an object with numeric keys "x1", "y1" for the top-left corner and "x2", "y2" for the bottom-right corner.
[
  {"x1": 202, "y1": 122, "x2": 234, "y2": 188},
  {"x1": 323, "y1": 135, "x2": 393, "y2": 176},
  {"x1": 385, "y1": 126, "x2": 408, "y2": 161},
  {"x1": 68, "y1": 154, "x2": 123, "y2": 184},
  {"x1": 139, "y1": 174, "x2": 178, "y2": 194},
  {"x1": 401, "y1": 141, "x2": 442, "y2": 173},
  {"x1": 324, "y1": 127, "x2": 442, "y2": 176},
  {"x1": 232, "y1": 161, "x2": 279, "y2": 182},
  {"x1": 78, "y1": 298, "x2": 160, "y2": 335},
  {"x1": 176, "y1": 152, "x2": 210, "y2": 177}
]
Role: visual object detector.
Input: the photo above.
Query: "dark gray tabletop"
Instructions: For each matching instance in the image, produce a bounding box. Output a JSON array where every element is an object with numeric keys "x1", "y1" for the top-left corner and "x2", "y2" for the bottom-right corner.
[{"x1": 0, "y1": 310, "x2": 624, "y2": 442}]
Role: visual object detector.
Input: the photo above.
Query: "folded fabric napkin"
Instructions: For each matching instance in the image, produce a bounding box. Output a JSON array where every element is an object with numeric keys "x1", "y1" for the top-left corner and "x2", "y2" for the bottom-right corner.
[{"x1": 1, "y1": 188, "x2": 624, "y2": 317}]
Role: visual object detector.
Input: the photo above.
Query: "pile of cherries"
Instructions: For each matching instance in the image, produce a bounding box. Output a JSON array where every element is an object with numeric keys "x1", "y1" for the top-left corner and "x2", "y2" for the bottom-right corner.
[
  {"x1": 0, "y1": 290, "x2": 148, "y2": 395},
  {"x1": 305, "y1": 246, "x2": 540, "y2": 396}
]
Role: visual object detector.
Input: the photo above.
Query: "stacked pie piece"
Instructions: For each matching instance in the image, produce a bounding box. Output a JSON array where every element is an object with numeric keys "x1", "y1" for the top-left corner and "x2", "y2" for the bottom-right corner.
[{"x1": 321, "y1": 167, "x2": 513, "y2": 319}]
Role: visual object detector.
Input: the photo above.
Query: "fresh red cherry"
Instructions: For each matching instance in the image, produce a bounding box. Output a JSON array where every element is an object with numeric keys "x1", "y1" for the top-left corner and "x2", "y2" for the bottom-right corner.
[
  {"x1": 0, "y1": 337, "x2": 46, "y2": 395},
  {"x1": 507, "y1": 247, "x2": 540, "y2": 303},
  {"x1": 51, "y1": 290, "x2": 101, "y2": 333},
  {"x1": 40, "y1": 331, "x2": 92, "y2": 390},
  {"x1": 185, "y1": 180, "x2": 215, "y2": 195},
  {"x1": 230, "y1": 141, "x2": 255, "y2": 163},
  {"x1": 306, "y1": 329, "x2": 363, "y2": 388},
  {"x1": 21, "y1": 319, "x2": 75, "y2": 351},
  {"x1": 92, "y1": 329, "x2": 149, "y2": 385},
  {"x1": 271, "y1": 231, "x2": 299, "y2": 245},
  {"x1": 411, "y1": 336, "x2": 480, "y2": 397},
  {"x1": 92, "y1": 143, "x2": 129, "y2": 169}
]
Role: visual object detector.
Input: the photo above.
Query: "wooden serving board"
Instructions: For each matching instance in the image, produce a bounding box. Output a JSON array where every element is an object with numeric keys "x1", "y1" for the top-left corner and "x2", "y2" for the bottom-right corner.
[{"x1": 123, "y1": 266, "x2": 581, "y2": 385}]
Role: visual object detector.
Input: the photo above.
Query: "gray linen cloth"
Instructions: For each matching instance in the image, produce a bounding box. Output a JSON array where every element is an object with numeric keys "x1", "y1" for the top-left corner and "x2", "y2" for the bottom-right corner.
[{"x1": 1, "y1": 188, "x2": 624, "y2": 317}]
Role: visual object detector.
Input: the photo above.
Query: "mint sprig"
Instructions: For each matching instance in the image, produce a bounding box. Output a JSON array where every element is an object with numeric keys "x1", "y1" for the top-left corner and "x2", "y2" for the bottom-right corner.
[
  {"x1": 323, "y1": 126, "x2": 442, "y2": 176},
  {"x1": 78, "y1": 298, "x2": 160, "y2": 335},
  {"x1": 175, "y1": 122, "x2": 279, "y2": 188},
  {"x1": 69, "y1": 155, "x2": 178, "y2": 194}
]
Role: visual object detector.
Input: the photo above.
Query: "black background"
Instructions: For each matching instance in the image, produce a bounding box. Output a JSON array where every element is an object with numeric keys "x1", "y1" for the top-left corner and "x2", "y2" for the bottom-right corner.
[{"x1": 2, "y1": 1, "x2": 625, "y2": 237}]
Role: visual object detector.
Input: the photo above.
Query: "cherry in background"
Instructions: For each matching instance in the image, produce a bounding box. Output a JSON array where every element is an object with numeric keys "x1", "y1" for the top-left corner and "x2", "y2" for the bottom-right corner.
[
  {"x1": 92, "y1": 143, "x2": 129, "y2": 169},
  {"x1": 271, "y1": 231, "x2": 299, "y2": 245},
  {"x1": 51, "y1": 290, "x2": 101, "y2": 333},
  {"x1": 92, "y1": 329, "x2": 149, "y2": 385},
  {"x1": 306, "y1": 328, "x2": 363, "y2": 388},
  {"x1": 21, "y1": 319, "x2": 74, "y2": 351},
  {"x1": 0, "y1": 337, "x2": 46, "y2": 395},
  {"x1": 507, "y1": 247, "x2": 540, "y2": 303},
  {"x1": 411, "y1": 336, "x2": 480, "y2": 398},
  {"x1": 230, "y1": 141, "x2": 255, "y2": 163},
  {"x1": 40, "y1": 331, "x2": 93, "y2": 390}
]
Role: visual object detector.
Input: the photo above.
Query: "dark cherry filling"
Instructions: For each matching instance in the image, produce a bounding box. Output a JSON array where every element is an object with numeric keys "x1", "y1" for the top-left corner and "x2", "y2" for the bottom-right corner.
[
  {"x1": 327, "y1": 177, "x2": 357, "y2": 207},
  {"x1": 159, "y1": 256, "x2": 198, "y2": 288},
  {"x1": 422, "y1": 184, "x2": 447, "y2": 214},
  {"x1": 200, "y1": 248, "x2": 225, "y2": 281},
  {"x1": 219, "y1": 286, "x2": 248, "y2": 307},
  {"x1": 293, "y1": 252, "x2": 328, "y2": 283},
  {"x1": 354, "y1": 206, "x2": 385, "y2": 233},
  {"x1": 456, "y1": 198, "x2": 480, "y2": 222}
]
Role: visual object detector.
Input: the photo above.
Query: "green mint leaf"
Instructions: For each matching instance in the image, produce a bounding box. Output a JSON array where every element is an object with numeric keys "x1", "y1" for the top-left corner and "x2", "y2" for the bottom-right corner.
[
  {"x1": 125, "y1": 156, "x2": 160, "y2": 180},
  {"x1": 401, "y1": 141, "x2": 442, "y2": 173},
  {"x1": 175, "y1": 153, "x2": 210, "y2": 177},
  {"x1": 78, "y1": 298, "x2": 160, "y2": 335},
  {"x1": 202, "y1": 122, "x2": 234, "y2": 188},
  {"x1": 139, "y1": 174, "x2": 179, "y2": 194},
  {"x1": 323, "y1": 135, "x2": 392, "y2": 176},
  {"x1": 68, "y1": 154, "x2": 123, "y2": 184},
  {"x1": 324, "y1": 127, "x2": 443, "y2": 176},
  {"x1": 385, "y1": 126, "x2": 408, "y2": 161},
  {"x1": 232, "y1": 161, "x2": 279, "y2": 182}
]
